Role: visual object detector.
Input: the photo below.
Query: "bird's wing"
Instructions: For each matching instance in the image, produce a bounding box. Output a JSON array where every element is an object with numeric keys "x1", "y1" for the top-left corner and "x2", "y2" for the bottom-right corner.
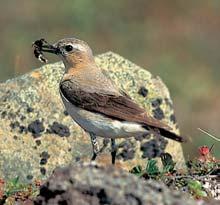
[{"x1": 60, "y1": 80, "x2": 185, "y2": 142}]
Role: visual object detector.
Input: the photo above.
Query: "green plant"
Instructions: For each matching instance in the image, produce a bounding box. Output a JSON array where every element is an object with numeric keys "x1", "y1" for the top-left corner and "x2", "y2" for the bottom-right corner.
[
  {"x1": 187, "y1": 179, "x2": 207, "y2": 199},
  {"x1": 130, "y1": 147, "x2": 220, "y2": 200},
  {"x1": 145, "y1": 159, "x2": 160, "y2": 178},
  {"x1": 0, "y1": 176, "x2": 41, "y2": 204},
  {"x1": 130, "y1": 153, "x2": 176, "y2": 179}
]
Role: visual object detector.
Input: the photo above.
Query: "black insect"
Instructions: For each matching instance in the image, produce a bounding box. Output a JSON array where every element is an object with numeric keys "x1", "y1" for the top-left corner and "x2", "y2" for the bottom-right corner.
[{"x1": 32, "y1": 38, "x2": 58, "y2": 63}]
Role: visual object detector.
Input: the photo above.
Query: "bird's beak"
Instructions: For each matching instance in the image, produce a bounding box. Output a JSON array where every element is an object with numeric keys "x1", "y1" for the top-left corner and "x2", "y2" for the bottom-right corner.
[
  {"x1": 32, "y1": 39, "x2": 60, "y2": 55},
  {"x1": 40, "y1": 44, "x2": 60, "y2": 55}
]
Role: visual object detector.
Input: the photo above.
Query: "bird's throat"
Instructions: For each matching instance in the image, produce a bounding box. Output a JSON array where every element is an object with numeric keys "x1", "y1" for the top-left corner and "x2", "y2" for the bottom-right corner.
[{"x1": 62, "y1": 53, "x2": 96, "y2": 75}]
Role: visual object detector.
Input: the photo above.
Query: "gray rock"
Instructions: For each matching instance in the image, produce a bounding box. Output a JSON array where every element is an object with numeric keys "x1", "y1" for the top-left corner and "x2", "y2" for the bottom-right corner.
[
  {"x1": 34, "y1": 163, "x2": 195, "y2": 205},
  {"x1": 0, "y1": 52, "x2": 185, "y2": 182}
]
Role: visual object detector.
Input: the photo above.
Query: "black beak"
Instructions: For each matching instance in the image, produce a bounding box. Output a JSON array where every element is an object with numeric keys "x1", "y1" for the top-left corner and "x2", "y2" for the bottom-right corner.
[
  {"x1": 40, "y1": 44, "x2": 60, "y2": 55},
  {"x1": 33, "y1": 39, "x2": 60, "y2": 63},
  {"x1": 32, "y1": 39, "x2": 60, "y2": 55}
]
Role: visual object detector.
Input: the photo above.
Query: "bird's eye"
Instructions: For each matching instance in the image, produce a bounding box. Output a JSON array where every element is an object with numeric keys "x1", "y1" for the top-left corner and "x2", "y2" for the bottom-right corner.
[{"x1": 65, "y1": 45, "x2": 73, "y2": 52}]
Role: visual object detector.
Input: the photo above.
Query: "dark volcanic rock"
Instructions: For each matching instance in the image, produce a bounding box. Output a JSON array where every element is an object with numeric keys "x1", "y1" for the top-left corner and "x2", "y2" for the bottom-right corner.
[{"x1": 34, "y1": 163, "x2": 195, "y2": 205}]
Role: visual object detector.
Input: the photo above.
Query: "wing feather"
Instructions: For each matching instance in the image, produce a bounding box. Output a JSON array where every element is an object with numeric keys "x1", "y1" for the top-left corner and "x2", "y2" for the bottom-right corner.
[{"x1": 60, "y1": 80, "x2": 185, "y2": 142}]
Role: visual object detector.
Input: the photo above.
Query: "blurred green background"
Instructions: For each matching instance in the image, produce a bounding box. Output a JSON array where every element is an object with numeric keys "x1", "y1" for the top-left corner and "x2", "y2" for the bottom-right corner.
[{"x1": 0, "y1": 0, "x2": 219, "y2": 158}]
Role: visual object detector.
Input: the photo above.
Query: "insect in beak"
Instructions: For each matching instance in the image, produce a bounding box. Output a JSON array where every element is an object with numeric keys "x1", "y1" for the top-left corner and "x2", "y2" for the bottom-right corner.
[{"x1": 32, "y1": 39, "x2": 59, "y2": 63}]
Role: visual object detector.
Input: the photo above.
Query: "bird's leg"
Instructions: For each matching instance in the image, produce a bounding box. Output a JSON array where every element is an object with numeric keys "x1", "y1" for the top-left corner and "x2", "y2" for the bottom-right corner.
[
  {"x1": 89, "y1": 133, "x2": 99, "y2": 161},
  {"x1": 111, "y1": 138, "x2": 117, "y2": 164}
]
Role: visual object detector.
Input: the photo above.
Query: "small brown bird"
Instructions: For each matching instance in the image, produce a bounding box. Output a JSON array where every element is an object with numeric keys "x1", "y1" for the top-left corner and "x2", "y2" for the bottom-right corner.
[{"x1": 33, "y1": 37, "x2": 185, "y2": 164}]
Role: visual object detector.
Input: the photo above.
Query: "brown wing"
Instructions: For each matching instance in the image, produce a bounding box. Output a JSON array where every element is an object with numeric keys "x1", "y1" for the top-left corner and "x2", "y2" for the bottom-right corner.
[{"x1": 60, "y1": 80, "x2": 185, "y2": 142}]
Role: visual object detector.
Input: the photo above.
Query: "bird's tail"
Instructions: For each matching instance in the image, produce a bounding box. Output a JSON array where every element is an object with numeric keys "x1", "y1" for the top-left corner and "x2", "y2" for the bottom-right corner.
[
  {"x1": 146, "y1": 126, "x2": 186, "y2": 142},
  {"x1": 158, "y1": 128, "x2": 186, "y2": 142}
]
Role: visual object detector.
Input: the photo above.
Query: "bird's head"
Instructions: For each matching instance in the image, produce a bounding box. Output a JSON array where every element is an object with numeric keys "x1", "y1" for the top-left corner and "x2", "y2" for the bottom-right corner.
[{"x1": 33, "y1": 38, "x2": 95, "y2": 71}]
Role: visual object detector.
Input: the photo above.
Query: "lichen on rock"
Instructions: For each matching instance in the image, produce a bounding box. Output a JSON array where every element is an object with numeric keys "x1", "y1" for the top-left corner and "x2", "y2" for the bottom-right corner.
[{"x1": 0, "y1": 52, "x2": 185, "y2": 182}]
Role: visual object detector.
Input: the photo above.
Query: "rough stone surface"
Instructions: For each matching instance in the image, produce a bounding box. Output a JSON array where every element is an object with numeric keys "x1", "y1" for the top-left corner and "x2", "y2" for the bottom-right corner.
[
  {"x1": 34, "y1": 163, "x2": 195, "y2": 205},
  {"x1": 0, "y1": 52, "x2": 185, "y2": 182}
]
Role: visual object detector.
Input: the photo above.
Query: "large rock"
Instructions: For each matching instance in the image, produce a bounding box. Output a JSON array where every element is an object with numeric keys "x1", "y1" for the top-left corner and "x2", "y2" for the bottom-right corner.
[
  {"x1": 34, "y1": 163, "x2": 195, "y2": 205},
  {"x1": 0, "y1": 52, "x2": 185, "y2": 182}
]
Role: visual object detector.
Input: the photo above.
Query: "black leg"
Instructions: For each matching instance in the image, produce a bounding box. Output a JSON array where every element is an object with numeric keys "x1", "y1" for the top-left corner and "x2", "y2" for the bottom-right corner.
[
  {"x1": 89, "y1": 133, "x2": 99, "y2": 161},
  {"x1": 111, "y1": 138, "x2": 117, "y2": 164}
]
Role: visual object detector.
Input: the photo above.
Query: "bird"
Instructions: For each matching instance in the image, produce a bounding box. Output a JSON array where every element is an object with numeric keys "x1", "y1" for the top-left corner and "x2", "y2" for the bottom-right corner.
[{"x1": 32, "y1": 37, "x2": 185, "y2": 164}]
